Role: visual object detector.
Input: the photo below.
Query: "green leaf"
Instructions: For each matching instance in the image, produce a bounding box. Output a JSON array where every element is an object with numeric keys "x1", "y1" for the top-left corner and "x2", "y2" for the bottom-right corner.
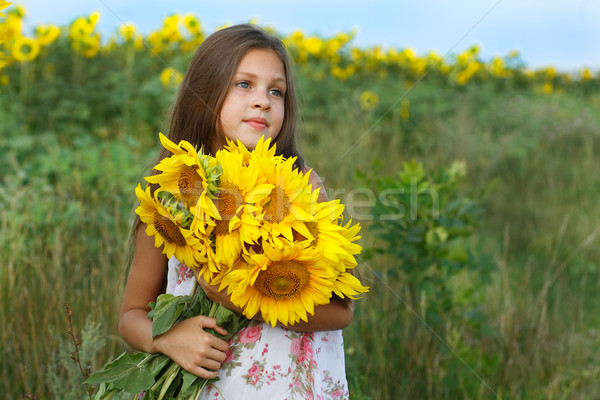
[
  {"x1": 179, "y1": 370, "x2": 207, "y2": 397},
  {"x1": 86, "y1": 352, "x2": 158, "y2": 393},
  {"x1": 147, "y1": 300, "x2": 157, "y2": 320},
  {"x1": 147, "y1": 354, "x2": 171, "y2": 376},
  {"x1": 150, "y1": 294, "x2": 191, "y2": 337},
  {"x1": 92, "y1": 382, "x2": 107, "y2": 400},
  {"x1": 214, "y1": 304, "x2": 236, "y2": 326}
]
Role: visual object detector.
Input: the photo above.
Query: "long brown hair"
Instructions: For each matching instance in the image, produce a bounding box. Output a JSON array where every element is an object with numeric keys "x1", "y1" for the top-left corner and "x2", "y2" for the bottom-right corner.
[{"x1": 132, "y1": 24, "x2": 303, "y2": 236}]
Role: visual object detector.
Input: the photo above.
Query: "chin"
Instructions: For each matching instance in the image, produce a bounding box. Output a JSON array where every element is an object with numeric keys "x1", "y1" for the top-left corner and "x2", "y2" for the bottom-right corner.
[{"x1": 242, "y1": 134, "x2": 275, "y2": 149}]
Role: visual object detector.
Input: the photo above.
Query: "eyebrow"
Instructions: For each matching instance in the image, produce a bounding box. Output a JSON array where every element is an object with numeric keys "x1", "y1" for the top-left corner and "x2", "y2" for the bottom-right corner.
[{"x1": 235, "y1": 71, "x2": 287, "y2": 86}]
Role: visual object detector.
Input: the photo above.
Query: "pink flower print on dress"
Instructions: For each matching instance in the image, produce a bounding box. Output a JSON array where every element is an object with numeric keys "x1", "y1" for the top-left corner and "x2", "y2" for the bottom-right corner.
[
  {"x1": 290, "y1": 338, "x2": 304, "y2": 362},
  {"x1": 248, "y1": 362, "x2": 260, "y2": 377},
  {"x1": 223, "y1": 349, "x2": 234, "y2": 364},
  {"x1": 332, "y1": 389, "x2": 344, "y2": 398},
  {"x1": 176, "y1": 263, "x2": 193, "y2": 284},
  {"x1": 303, "y1": 338, "x2": 313, "y2": 361},
  {"x1": 238, "y1": 325, "x2": 262, "y2": 343}
]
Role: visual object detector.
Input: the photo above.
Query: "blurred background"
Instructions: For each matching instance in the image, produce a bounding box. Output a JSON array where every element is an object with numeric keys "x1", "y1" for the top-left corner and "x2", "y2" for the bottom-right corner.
[
  {"x1": 21, "y1": 0, "x2": 600, "y2": 70},
  {"x1": 1, "y1": 1, "x2": 599, "y2": 399}
]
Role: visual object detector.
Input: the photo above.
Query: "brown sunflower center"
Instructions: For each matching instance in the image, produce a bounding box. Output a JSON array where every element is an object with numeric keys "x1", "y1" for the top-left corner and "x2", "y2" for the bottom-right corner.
[
  {"x1": 153, "y1": 213, "x2": 187, "y2": 246},
  {"x1": 178, "y1": 165, "x2": 203, "y2": 205},
  {"x1": 254, "y1": 260, "x2": 310, "y2": 299},
  {"x1": 293, "y1": 222, "x2": 319, "y2": 246},
  {"x1": 263, "y1": 185, "x2": 291, "y2": 223},
  {"x1": 213, "y1": 181, "x2": 243, "y2": 236}
]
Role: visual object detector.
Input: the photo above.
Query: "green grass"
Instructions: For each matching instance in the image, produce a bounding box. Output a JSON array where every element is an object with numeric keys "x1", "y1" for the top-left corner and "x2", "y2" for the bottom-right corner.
[{"x1": 1, "y1": 41, "x2": 600, "y2": 399}]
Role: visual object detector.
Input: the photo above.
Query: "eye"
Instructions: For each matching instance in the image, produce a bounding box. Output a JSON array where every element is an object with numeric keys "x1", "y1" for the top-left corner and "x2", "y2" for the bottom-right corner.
[
  {"x1": 269, "y1": 88, "x2": 284, "y2": 97},
  {"x1": 236, "y1": 81, "x2": 250, "y2": 89}
]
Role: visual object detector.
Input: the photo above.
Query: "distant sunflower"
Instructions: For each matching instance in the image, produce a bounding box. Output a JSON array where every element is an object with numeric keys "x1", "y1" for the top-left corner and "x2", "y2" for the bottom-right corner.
[
  {"x1": 182, "y1": 14, "x2": 202, "y2": 35},
  {"x1": 35, "y1": 25, "x2": 61, "y2": 46},
  {"x1": 223, "y1": 243, "x2": 336, "y2": 327},
  {"x1": 12, "y1": 36, "x2": 40, "y2": 62},
  {"x1": 135, "y1": 184, "x2": 206, "y2": 268},
  {"x1": 0, "y1": 0, "x2": 11, "y2": 17},
  {"x1": 212, "y1": 148, "x2": 272, "y2": 267}
]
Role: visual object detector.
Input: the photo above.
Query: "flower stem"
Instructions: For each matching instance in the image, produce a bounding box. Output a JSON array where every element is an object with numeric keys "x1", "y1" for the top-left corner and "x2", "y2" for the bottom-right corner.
[
  {"x1": 208, "y1": 299, "x2": 219, "y2": 318},
  {"x1": 98, "y1": 388, "x2": 118, "y2": 400},
  {"x1": 155, "y1": 362, "x2": 181, "y2": 400}
]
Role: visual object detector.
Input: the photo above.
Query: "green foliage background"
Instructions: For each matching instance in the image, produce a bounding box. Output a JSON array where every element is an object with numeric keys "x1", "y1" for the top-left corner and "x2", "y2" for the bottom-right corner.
[{"x1": 1, "y1": 14, "x2": 600, "y2": 400}]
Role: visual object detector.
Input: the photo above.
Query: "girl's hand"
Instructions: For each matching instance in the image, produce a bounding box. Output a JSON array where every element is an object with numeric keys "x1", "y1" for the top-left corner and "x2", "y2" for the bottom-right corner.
[{"x1": 151, "y1": 315, "x2": 229, "y2": 379}]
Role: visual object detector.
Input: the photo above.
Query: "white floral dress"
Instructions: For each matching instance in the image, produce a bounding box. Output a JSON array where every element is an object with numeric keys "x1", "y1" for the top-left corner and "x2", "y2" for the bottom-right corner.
[{"x1": 166, "y1": 257, "x2": 350, "y2": 400}]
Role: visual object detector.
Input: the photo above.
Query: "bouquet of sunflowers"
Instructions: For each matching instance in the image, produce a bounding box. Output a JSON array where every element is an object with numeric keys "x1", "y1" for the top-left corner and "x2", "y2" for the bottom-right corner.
[{"x1": 87, "y1": 133, "x2": 368, "y2": 399}]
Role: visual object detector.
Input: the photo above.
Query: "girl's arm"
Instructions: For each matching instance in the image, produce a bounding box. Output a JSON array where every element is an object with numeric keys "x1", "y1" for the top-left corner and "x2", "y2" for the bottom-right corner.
[
  {"x1": 197, "y1": 168, "x2": 355, "y2": 332},
  {"x1": 119, "y1": 225, "x2": 230, "y2": 379}
]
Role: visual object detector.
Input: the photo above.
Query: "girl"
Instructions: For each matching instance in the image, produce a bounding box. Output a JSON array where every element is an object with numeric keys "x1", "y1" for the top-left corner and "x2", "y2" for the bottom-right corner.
[{"x1": 119, "y1": 24, "x2": 353, "y2": 399}]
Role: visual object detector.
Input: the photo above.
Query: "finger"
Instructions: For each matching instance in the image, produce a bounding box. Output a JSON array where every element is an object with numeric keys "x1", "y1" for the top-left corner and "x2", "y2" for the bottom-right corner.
[
  {"x1": 198, "y1": 356, "x2": 223, "y2": 371},
  {"x1": 213, "y1": 325, "x2": 229, "y2": 336},
  {"x1": 211, "y1": 336, "x2": 230, "y2": 352},
  {"x1": 194, "y1": 316, "x2": 229, "y2": 336},
  {"x1": 190, "y1": 366, "x2": 220, "y2": 380},
  {"x1": 206, "y1": 347, "x2": 229, "y2": 363},
  {"x1": 192, "y1": 315, "x2": 218, "y2": 327}
]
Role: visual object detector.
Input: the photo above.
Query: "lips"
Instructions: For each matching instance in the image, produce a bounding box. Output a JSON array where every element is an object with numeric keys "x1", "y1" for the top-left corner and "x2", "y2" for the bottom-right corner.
[{"x1": 244, "y1": 117, "x2": 268, "y2": 130}]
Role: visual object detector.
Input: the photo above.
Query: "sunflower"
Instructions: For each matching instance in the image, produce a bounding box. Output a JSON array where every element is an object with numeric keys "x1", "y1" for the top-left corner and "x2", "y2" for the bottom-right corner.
[
  {"x1": 222, "y1": 242, "x2": 336, "y2": 327},
  {"x1": 224, "y1": 136, "x2": 283, "y2": 166},
  {"x1": 292, "y1": 199, "x2": 357, "y2": 264},
  {"x1": 68, "y1": 13, "x2": 99, "y2": 38},
  {"x1": 0, "y1": 1, "x2": 12, "y2": 17},
  {"x1": 157, "y1": 132, "x2": 221, "y2": 196},
  {"x1": 192, "y1": 224, "x2": 222, "y2": 281},
  {"x1": 332, "y1": 271, "x2": 369, "y2": 300},
  {"x1": 254, "y1": 155, "x2": 320, "y2": 247},
  {"x1": 182, "y1": 14, "x2": 201, "y2": 35},
  {"x1": 135, "y1": 184, "x2": 206, "y2": 268},
  {"x1": 118, "y1": 23, "x2": 137, "y2": 42},
  {"x1": 12, "y1": 36, "x2": 40, "y2": 62},
  {"x1": 292, "y1": 204, "x2": 368, "y2": 299},
  {"x1": 35, "y1": 25, "x2": 60, "y2": 46},
  {"x1": 71, "y1": 34, "x2": 100, "y2": 58},
  {"x1": 146, "y1": 133, "x2": 220, "y2": 233},
  {"x1": 159, "y1": 67, "x2": 182, "y2": 87},
  {"x1": 331, "y1": 217, "x2": 369, "y2": 299},
  {"x1": 211, "y1": 148, "x2": 273, "y2": 267},
  {"x1": 337, "y1": 217, "x2": 362, "y2": 268}
]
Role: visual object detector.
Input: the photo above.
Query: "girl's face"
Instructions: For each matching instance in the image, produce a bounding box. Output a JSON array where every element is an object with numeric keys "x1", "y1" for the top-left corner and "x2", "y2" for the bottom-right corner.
[{"x1": 216, "y1": 48, "x2": 286, "y2": 151}]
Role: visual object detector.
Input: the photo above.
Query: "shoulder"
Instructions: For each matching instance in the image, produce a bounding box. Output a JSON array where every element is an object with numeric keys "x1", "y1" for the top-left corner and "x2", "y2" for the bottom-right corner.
[{"x1": 302, "y1": 165, "x2": 328, "y2": 202}]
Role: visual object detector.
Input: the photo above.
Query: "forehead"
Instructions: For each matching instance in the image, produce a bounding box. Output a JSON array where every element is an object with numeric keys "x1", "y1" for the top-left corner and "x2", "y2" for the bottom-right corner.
[{"x1": 235, "y1": 48, "x2": 286, "y2": 81}]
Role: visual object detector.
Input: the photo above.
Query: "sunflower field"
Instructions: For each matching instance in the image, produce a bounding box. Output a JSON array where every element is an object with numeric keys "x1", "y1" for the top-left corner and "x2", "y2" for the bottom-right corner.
[{"x1": 1, "y1": 4, "x2": 600, "y2": 400}]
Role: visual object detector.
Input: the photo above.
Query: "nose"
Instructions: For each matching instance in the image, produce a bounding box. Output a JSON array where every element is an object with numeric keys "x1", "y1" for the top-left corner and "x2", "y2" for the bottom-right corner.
[{"x1": 251, "y1": 90, "x2": 271, "y2": 111}]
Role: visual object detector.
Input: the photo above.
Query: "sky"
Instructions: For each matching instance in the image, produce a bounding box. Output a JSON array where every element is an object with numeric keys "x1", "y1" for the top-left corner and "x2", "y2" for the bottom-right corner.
[{"x1": 16, "y1": 0, "x2": 600, "y2": 71}]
